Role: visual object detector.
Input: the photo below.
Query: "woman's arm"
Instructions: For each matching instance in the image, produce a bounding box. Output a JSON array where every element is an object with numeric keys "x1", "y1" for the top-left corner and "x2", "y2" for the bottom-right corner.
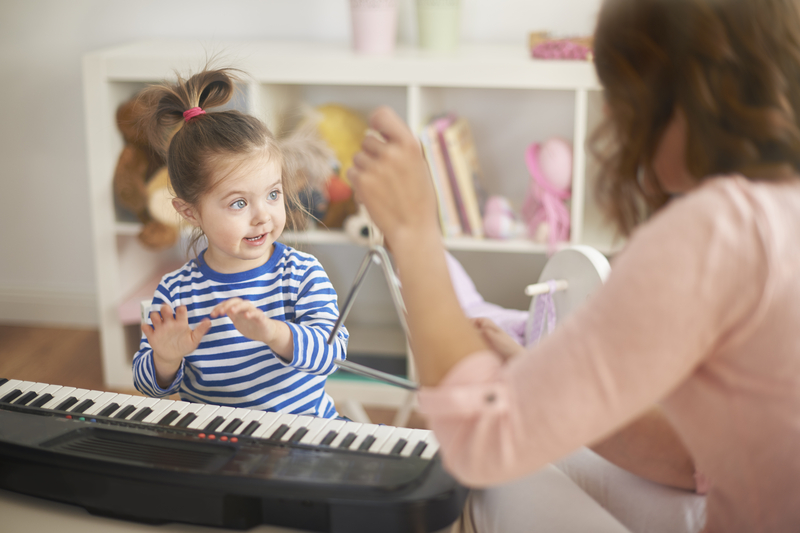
[
  {"x1": 475, "y1": 316, "x2": 697, "y2": 490},
  {"x1": 349, "y1": 107, "x2": 487, "y2": 386}
]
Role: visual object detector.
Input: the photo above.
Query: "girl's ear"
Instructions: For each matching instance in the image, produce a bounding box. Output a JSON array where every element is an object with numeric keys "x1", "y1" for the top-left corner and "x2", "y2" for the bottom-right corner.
[{"x1": 172, "y1": 198, "x2": 200, "y2": 227}]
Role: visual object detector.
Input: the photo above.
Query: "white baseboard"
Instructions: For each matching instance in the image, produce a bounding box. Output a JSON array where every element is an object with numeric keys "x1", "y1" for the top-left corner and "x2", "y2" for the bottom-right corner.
[{"x1": 0, "y1": 286, "x2": 98, "y2": 327}]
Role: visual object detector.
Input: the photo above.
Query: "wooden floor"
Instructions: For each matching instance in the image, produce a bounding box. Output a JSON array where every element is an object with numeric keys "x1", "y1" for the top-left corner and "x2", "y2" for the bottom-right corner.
[{"x1": 0, "y1": 324, "x2": 425, "y2": 428}]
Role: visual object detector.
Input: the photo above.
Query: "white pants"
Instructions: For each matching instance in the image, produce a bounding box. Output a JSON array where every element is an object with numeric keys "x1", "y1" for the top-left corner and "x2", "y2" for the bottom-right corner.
[{"x1": 455, "y1": 448, "x2": 706, "y2": 533}]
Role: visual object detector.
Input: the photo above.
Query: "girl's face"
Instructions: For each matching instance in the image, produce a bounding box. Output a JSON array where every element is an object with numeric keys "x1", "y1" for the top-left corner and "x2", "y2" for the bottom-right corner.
[{"x1": 176, "y1": 152, "x2": 286, "y2": 274}]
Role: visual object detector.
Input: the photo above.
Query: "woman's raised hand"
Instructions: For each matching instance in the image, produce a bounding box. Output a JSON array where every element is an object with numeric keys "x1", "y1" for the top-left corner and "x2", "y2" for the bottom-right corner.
[{"x1": 348, "y1": 106, "x2": 441, "y2": 251}]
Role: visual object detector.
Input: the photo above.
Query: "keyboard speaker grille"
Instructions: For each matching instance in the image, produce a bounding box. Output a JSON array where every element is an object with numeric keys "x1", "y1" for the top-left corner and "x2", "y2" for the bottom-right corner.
[{"x1": 41, "y1": 427, "x2": 233, "y2": 472}]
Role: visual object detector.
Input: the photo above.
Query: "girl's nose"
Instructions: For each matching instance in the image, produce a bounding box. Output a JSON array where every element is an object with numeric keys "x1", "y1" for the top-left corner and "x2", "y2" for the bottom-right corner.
[{"x1": 252, "y1": 201, "x2": 271, "y2": 225}]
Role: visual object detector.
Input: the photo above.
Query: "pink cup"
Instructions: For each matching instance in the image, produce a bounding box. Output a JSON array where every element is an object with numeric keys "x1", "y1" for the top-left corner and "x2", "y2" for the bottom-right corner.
[{"x1": 350, "y1": 0, "x2": 399, "y2": 55}]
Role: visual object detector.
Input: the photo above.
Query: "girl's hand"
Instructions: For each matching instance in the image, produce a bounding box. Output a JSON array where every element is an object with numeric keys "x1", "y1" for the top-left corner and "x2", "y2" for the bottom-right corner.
[
  {"x1": 210, "y1": 298, "x2": 294, "y2": 361},
  {"x1": 210, "y1": 297, "x2": 273, "y2": 343},
  {"x1": 347, "y1": 106, "x2": 441, "y2": 251},
  {"x1": 471, "y1": 317, "x2": 525, "y2": 361},
  {"x1": 141, "y1": 304, "x2": 211, "y2": 387}
]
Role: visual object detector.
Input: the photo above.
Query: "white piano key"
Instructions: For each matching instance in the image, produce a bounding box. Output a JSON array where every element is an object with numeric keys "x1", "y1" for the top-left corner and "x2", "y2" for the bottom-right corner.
[
  {"x1": 0, "y1": 379, "x2": 25, "y2": 399},
  {"x1": 10, "y1": 382, "x2": 49, "y2": 403},
  {"x1": 38, "y1": 386, "x2": 77, "y2": 409},
  {"x1": 250, "y1": 413, "x2": 296, "y2": 439},
  {"x1": 329, "y1": 421, "x2": 364, "y2": 448},
  {"x1": 110, "y1": 395, "x2": 149, "y2": 417},
  {"x1": 199, "y1": 406, "x2": 237, "y2": 432},
  {"x1": 308, "y1": 419, "x2": 347, "y2": 445},
  {"x1": 29, "y1": 384, "x2": 64, "y2": 402},
  {"x1": 377, "y1": 427, "x2": 414, "y2": 455},
  {"x1": 1, "y1": 380, "x2": 40, "y2": 401},
  {"x1": 346, "y1": 423, "x2": 380, "y2": 450},
  {"x1": 85, "y1": 393, "x2": 140, "y2": 417},
  {"x1": 292, "y1": 416, "x2": 331, "y2": 444},
  {"x1": 229, "y1": 409, "x2": 270, "y2": 435},
  {"x1": 128, "y1": 396, "x2": 162, "y2": 420},
  {"x1": 64, "y1": 389, "x2": 104, "y2": 412},
  {"x1": 216, "y1": 407, "x2": 259, "y2": 432},
  {"x1": 419, "y1": 433, "x2": 440, "y2": 460},
  {"x1": 186, "y1": 404, "x2": 222, "y2": 430},
  {"x1": 81, "y1": 392, "x2": 122, "y2": 415},
  {"x1": 140, "y1": 399, "x2": 185, "y2": 424},
  {"x1": 400, "y1": 429, "x2": 434, "y2": 457},
  {"x1": 364, "y1": 425, "x2": 400, "y2": 453},
  {"x1": 275, "y1": 414, "x2": 311, "y2": 442}
]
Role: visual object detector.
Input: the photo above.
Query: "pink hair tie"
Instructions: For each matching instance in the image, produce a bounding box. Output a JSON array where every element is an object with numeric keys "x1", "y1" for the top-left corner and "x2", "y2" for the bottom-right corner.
[{"x1": 183, "y1": 107, "x2": 206, "y2": 122}]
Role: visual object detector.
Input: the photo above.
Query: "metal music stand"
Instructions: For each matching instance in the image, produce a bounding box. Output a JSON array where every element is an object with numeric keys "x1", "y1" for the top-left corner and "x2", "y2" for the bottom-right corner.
[{"x1": 326, "y1": 245, "x2": 418, "y2": 391}]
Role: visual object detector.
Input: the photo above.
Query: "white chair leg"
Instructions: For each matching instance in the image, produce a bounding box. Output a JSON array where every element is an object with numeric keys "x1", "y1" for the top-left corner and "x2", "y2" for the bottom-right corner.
[
  {"x1": 392, "y1": 391, "x2": 417, "y2": 427},
  {"x1": 340, "y1": 398, "x2": 372, "y2": 424}
]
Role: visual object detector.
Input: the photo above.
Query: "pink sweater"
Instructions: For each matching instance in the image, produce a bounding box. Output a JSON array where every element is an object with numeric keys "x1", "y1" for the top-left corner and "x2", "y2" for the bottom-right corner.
[{"x1": 418, "y1": 176, "x2": 800, "y2": 532}]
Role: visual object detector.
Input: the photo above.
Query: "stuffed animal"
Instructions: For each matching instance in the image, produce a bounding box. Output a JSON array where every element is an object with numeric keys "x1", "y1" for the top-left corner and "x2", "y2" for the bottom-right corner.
[
  {"x1": 113, "y1": 91, "x2": 179, "y2": 250},
  {"x1": 520, "y1": 138, "x2": 572, "y2": 252},
  {"x1": 308, "y1": 104, "x2": 368, "y2": 229},
  {"x1": 483, "y1": 195, "x2": 526, "y2": 239}
]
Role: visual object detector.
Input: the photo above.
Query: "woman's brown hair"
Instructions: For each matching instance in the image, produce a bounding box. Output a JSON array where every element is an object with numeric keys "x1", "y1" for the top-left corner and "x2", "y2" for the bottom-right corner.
[
  {"x1": 591, "y1": 0, "x2": 800, "y2": 236},
  {"x1": 140, "y1": 68, "x2": 309, "y2": 253}
]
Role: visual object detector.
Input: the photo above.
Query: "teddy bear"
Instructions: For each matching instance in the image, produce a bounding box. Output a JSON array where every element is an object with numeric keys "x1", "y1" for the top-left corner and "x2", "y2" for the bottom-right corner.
[
  {"x1": 298, "y1": 103, "x2": 368, "y2": 229},
  {"x1": 113, "y1": 90, "x2": 179, "y2": 251}
]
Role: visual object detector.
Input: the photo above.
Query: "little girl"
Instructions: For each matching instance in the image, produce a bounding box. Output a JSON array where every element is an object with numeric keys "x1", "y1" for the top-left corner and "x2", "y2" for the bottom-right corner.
[{"x1": 132, "y1": 68, "x2": 348, "y2": 418}]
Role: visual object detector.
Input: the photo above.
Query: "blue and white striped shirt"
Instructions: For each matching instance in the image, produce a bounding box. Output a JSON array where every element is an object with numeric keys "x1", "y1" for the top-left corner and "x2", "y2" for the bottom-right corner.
[{"x1": 133, "y1": 242, "x2": 349, "y2": 418}]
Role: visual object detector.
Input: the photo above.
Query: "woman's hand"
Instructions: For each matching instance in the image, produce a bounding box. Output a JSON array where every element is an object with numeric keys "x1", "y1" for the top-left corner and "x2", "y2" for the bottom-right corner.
[
  {"x1": 210, "y1": 298, "x2": 294, "y2": 362},
  {"x1": 347, "y1": 106, "x2": 440, "y2": 251},
  {"x1": 141, "y1": 304, "x2": 211, "y2": 388}
]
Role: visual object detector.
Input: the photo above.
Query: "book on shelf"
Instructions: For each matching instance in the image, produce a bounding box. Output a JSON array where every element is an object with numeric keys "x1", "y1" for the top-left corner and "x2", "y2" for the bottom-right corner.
[
  {"x1": 440, "y1": 116, "x2": 488, "y2": 238},
  {"x1": 431, "y1": 114, "x2": 475, "y2": 236},
  {"x1": 419, "y1": 123, "x2": 463, "y2": 237}
]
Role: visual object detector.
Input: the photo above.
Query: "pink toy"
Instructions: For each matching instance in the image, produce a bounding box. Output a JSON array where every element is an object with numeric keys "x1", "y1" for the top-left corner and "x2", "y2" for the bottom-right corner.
[
  {"x1": 521, "y1": 138, "x2": 572, "y2": 252},
  {"x1": 483, "y1": 195, "x2": 524, "y2": 239}
]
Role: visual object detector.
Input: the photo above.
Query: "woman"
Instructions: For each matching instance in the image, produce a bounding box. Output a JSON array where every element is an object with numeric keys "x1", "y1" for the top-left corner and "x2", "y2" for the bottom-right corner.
[{"x1": 348, "y1": 0, "x2": 800, "y2": 531}]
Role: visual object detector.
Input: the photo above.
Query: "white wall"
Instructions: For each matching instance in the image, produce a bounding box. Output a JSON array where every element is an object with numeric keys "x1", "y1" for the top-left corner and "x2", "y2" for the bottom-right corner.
[{"x1": 0, "y1": 0, "x2": 601, "y2": 327}]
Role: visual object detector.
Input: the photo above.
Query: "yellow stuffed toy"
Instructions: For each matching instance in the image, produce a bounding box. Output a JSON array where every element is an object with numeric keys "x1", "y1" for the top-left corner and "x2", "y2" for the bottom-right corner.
[{"x1": 308, "y1": 103, "x2": 368, "y2": 229}]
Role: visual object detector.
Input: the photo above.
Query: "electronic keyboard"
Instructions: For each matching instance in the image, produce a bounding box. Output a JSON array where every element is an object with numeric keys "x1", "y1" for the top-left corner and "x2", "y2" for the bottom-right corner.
[{"x1": 0, "y1": 378, "x2": 467, "y2": 532}]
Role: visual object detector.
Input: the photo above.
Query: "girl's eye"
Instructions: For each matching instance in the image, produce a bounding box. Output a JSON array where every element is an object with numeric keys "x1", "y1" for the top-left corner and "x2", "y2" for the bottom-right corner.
[
  {"x1": 231, "y1": 199, "x2": 246, "y2": 209},
  {"x1": 268, "y1": 190, "x2": 280, "y2": 201}
]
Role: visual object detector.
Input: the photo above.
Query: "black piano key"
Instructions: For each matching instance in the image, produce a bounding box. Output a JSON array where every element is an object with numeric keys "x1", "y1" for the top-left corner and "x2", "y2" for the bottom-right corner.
[
  {"x1": 358, "y1": 435, "x2": 376, "y2": 451},
  {"x1": 0, "y1": 378, "x2": 7, "y2": 387},
  {"x1": 320, "y1": 430, "x2": 337, "y2": 446},
  {"x1": 269, "y1": 424, "x2": 290, "y2": 441},
  {"x1": 175, "y1": 412, "x2": 197, "y2": 428},
  {"x1": 241, "y1": 420, "x2": 260, "y2": 436},
  {"x1": 131, "y1": 407, "x2": 153, "y2": 421},
  {"x1": 114, "y1": 405, "x2": 137, "y2": 419},
  {"x1": 14, "y1": 391, "x2": 39, "y2": 406},
  {"x1": 1, "y1": 389, "x2": 22, "y2": 403},
  {"x1": 390, "y1": 439, "x2": 408, "y2": 455},
  {"x1": 72, "y1": 399, "x2": 95, "y2": 414},
  {"x1": 55, "y1": 397, "x2": 78, "y2": 411},
  {"x1": 97, "y1": 403, "x2": 120, "y2": 417},
  {"x1": 30, "y1": 393, "x2": 54, "y2": 408},
  {"x1": 410, "y1": 441, "x2": 428, "y2": 457},
  {"x1": 158, "y1": 410, "x2": 180, "y2": 426},
  {"x1": 288, "y1": 427, "x2": 308, "y2": 443},
  {"x1": 339, "y1": 433, "x2": 357, "y2": 449},
  {"x1": 204, "y1": 416, "x2": 225, "y2": 432},
  {"x1": 222, "y1": 418, "x2": 242, "y2": 433}
]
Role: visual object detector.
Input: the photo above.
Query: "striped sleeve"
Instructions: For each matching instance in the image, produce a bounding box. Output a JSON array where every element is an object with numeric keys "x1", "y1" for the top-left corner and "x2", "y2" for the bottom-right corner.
[{"x1": 285, "y1": 254, "x2": 349, "y2": 376}]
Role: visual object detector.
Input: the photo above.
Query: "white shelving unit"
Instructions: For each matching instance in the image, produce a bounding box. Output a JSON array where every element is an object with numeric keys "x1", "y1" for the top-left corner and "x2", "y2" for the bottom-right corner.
[{"x1": 83, "y1": 40, "x2": 613, "y2": 394}]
